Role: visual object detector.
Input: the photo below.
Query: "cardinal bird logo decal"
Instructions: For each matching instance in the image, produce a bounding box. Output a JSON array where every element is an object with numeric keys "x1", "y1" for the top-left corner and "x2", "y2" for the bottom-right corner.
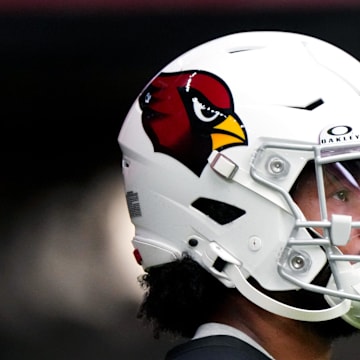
[{"x1": 139, "y1": 70, "x2": 248, "y2": 176}]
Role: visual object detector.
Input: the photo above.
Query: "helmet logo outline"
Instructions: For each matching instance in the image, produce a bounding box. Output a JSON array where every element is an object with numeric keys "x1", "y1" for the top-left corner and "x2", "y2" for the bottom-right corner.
[{"x1": 139, "y1": 70, "x2": 248, "y2": 176}]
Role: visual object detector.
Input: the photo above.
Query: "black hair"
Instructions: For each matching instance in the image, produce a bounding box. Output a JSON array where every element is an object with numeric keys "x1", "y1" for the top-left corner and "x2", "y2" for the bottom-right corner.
[
  {"x1": 137, "y1": 255, "x2": 232, "y2": 339},
  {"x1": 138, "y1": 254, "x2": 357, "y2": 341}
]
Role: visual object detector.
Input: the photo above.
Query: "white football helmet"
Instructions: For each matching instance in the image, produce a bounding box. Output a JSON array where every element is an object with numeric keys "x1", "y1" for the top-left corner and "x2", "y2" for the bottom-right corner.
[{"x1": 119, "y1": 31, "x2": 360, "y2": 327}]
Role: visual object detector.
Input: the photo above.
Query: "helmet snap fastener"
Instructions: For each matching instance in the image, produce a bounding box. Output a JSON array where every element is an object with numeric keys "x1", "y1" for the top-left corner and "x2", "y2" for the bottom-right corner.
[{"x1": 248, "y1": 236, "x2": 262, "y2": 251}]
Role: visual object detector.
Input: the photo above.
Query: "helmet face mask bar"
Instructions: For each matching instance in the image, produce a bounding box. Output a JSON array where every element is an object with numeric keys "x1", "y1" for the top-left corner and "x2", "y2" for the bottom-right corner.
[{"x1": 119, "y1": 31, "x2": 360, "y2": 328}]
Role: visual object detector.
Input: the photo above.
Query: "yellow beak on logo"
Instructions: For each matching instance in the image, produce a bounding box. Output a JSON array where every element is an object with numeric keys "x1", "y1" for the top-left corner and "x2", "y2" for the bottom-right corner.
[{"x1": 211, "y1": 115, "x2": 247, "y2": 150}]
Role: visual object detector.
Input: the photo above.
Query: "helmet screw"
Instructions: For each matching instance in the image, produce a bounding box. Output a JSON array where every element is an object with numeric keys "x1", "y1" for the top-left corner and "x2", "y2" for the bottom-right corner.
[
  {"x1": 188, "y1": 238, "x2": 198, "y2": 247},
  {"x1": 269, "y1": 158, "x2": 285, "y2": 174},
  {"x1": 290, "y1": 254, "x2": 305, "y2": 270}
]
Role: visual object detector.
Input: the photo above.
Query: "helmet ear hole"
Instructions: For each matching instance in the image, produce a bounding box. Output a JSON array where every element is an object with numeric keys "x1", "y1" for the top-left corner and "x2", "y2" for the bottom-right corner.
[{"x1": 191, "y1": 198, "x2": 246, "y2": 225}]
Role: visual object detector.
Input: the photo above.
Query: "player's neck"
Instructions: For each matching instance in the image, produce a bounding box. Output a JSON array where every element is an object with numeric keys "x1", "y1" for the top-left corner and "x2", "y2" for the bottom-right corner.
[
  {"x1": 245, "y1": 311, "x2": 331, "y2": 360},
  {"x1": 212, "y1": 294, "x2": 332, "y2": 360}
]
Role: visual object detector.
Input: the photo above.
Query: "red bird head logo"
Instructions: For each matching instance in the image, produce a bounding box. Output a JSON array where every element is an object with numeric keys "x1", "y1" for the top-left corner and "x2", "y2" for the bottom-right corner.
[{"x1": 139, "y1": 70, "x2": 248, "y2": 176}]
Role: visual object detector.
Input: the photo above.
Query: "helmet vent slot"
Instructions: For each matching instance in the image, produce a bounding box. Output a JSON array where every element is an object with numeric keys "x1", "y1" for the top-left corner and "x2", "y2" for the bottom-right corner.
[
  {"x1": 191, "y1": 197, "x2": 245, "y2": 225},
  {"x1": 289, "y1": 98, "x2": 324, "y2": 111}
]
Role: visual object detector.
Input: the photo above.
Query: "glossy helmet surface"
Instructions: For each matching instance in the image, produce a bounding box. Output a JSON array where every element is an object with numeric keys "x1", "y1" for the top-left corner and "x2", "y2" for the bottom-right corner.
[{"x1": 119, "y1": 31, "x2": 360, "y2": 326}]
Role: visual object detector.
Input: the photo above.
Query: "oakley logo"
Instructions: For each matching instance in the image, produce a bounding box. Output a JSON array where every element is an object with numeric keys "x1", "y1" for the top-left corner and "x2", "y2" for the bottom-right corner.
[
  {"x1": 327, "y1": 125, "x2": 352, "y2": 136},
  {"x1": 320, "y1": 125, "x2": 360, "y2": 145}
]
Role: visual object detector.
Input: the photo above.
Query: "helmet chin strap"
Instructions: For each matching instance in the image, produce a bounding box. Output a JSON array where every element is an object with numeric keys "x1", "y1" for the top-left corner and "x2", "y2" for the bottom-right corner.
[{"x1": 225, "y1": 263, "x2": 351, "y2": 322}]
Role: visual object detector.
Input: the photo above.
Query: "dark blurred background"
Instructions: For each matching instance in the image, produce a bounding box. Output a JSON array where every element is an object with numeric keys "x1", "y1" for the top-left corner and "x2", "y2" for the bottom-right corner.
[{"x1": 2, "y1": 0, "x2": 360, "y2": 359}]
